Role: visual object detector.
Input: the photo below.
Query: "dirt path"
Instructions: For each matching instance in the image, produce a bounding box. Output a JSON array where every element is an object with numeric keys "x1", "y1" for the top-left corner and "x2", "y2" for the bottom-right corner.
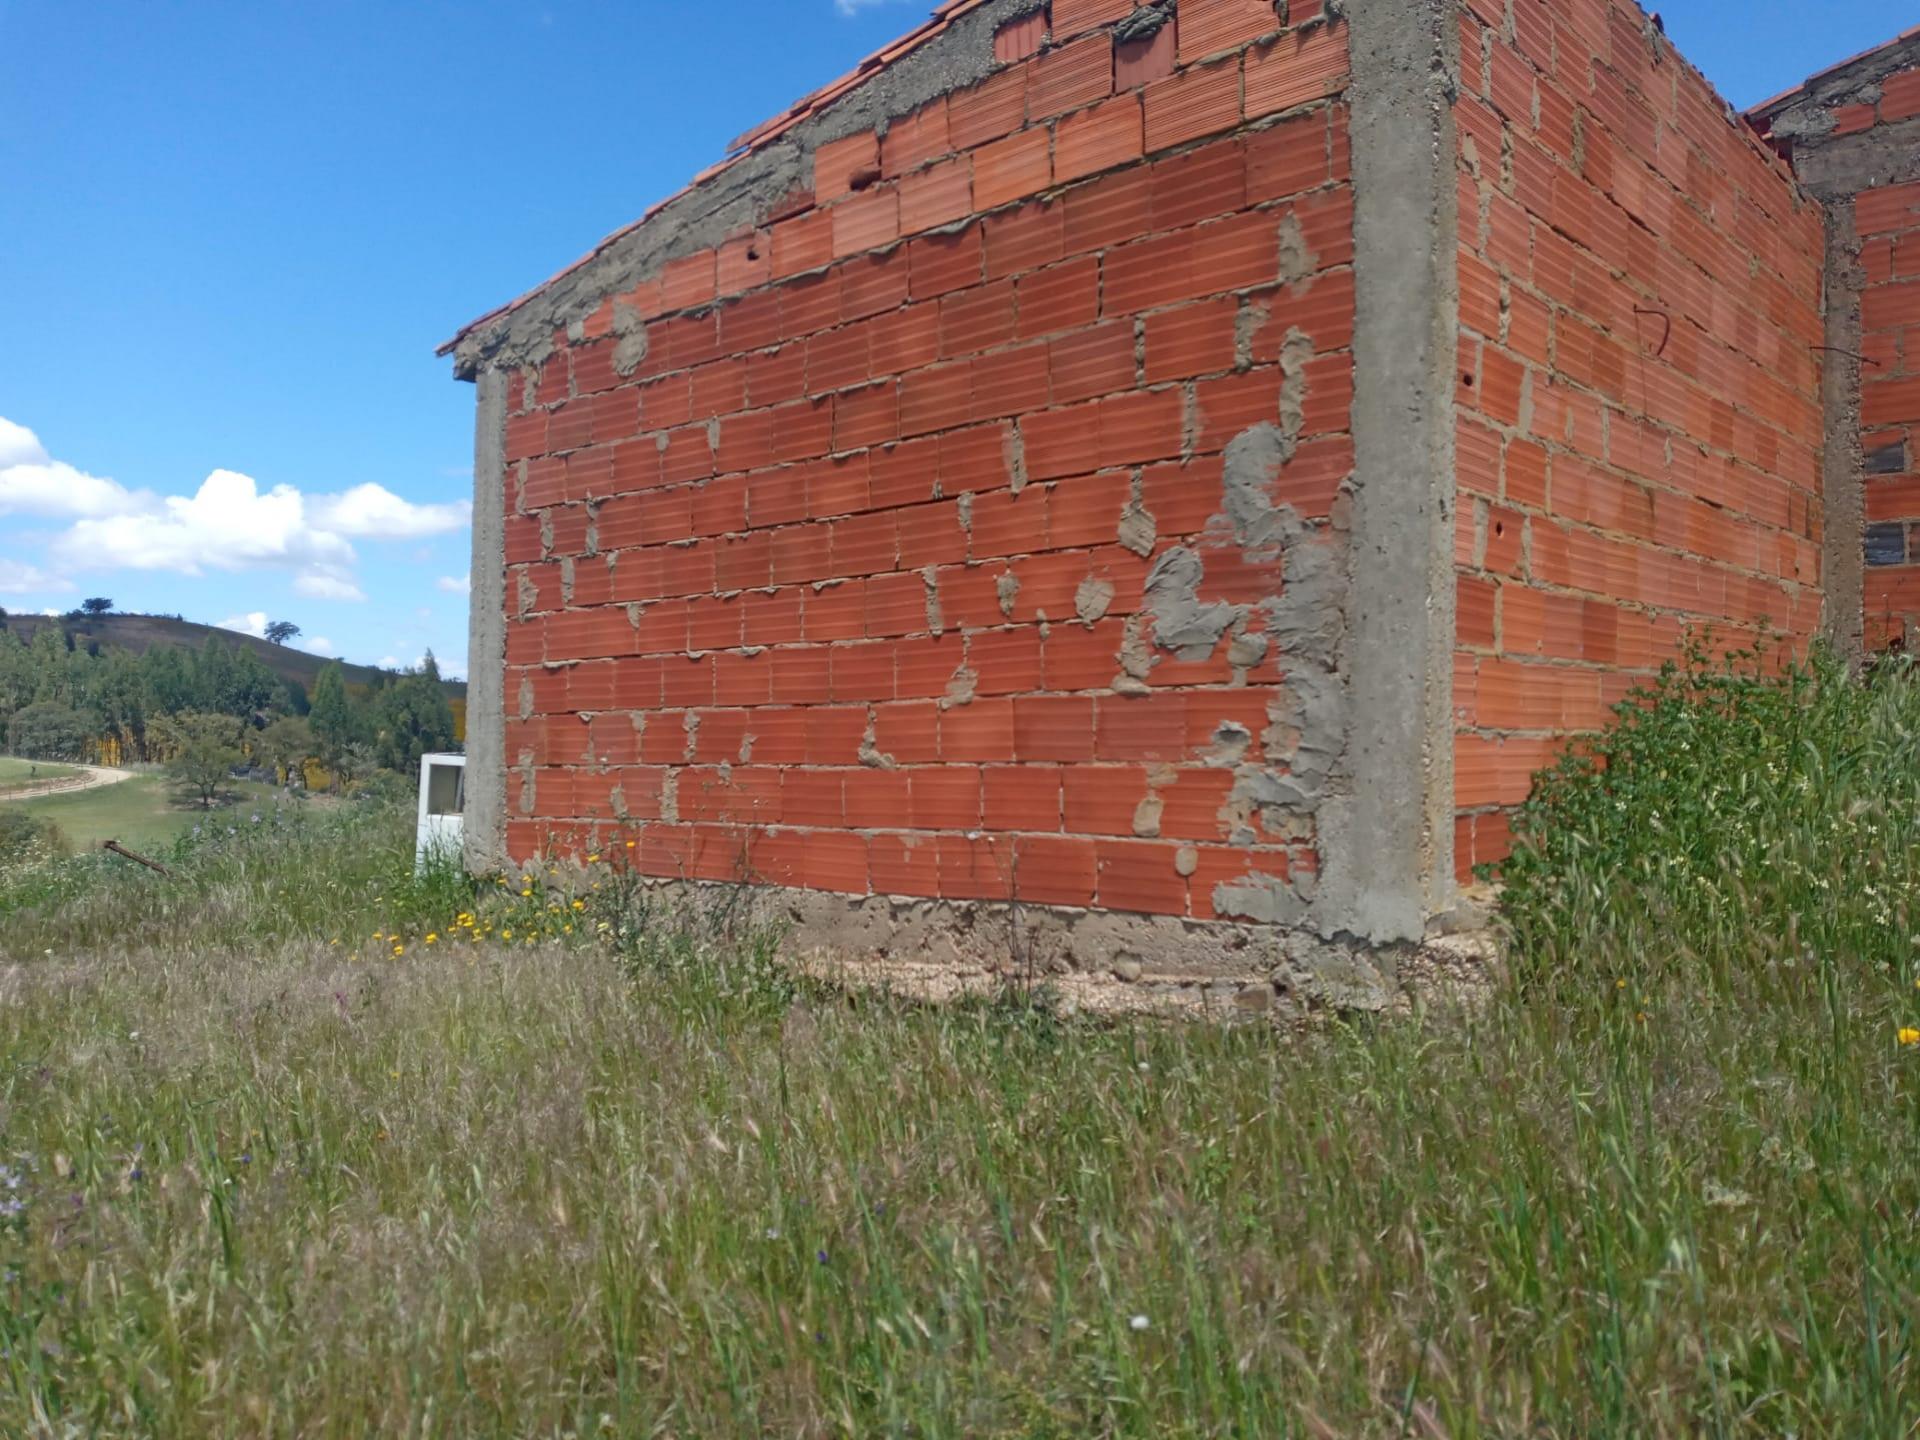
[{"x1": 0, "y1": 764, "x2": 136, "y2": 802}]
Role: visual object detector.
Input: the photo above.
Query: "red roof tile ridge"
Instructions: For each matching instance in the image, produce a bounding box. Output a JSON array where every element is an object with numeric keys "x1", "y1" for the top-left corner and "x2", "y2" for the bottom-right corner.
[{"x1": 439, "y1": 0, "x2": 998, "y2": 359}]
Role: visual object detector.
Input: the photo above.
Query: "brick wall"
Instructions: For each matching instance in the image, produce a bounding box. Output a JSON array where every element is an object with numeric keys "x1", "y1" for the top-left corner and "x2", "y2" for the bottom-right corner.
[
  {"x1": 1842, "y1": 67, "x2": 1920, "y2": 644},
  {"x1": 1450, "y1": 0, "x2": 1826, "y2": 873},
  {"x1": 1862, "y1": 176, "x2": 1920, "y2": 646},
  {"x1": 494, "y1": 0, "x2": 1356, "y2": 919}
]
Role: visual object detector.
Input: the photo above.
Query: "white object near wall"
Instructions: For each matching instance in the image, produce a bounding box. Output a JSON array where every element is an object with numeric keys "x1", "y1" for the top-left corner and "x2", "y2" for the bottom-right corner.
[{"x1": 416, "y1": 752, "x2": 466, "y2": 871}]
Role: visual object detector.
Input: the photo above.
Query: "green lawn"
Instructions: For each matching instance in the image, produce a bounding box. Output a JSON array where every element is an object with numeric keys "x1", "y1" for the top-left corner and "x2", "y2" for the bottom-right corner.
[
  {"x1": 8, "y1": 769, "x2": 288, "y2": 851},
  {"x1": 0, "y1": 756, "x2": 78, "y2": 792}
]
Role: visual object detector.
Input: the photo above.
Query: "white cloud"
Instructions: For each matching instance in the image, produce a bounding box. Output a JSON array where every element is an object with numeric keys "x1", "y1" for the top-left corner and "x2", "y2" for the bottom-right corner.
[
  {"x1": 307, "y1": 637, "x2": 337, "y2": 656},
  {"x1": 217, "y1": 610, "x2": 271, "y2": 639},
  {"x1": 54, "y1": 468, "x2": 364, "y2": 600},
  {"x1": 832, "y1": 0, "x2": 910, "y2": 13},
  {"x1": 294, "y1": 573, "x2": 367, "y2": 602},
  {"x1": 0, "y1": 557, "x2": 69, "y2": 596},
  {"x1": 313, "y1": 483, "x2": 469, "y2": 539},
  {"x1": 3, "y1": 417, "x2": 470, "y2": 603},
  {"x1": 437, "y1": 573, "x2": 471, "y2": 595},
  {"x1": 0, "y1": 418, "x2": 47, "y2": 469},
  {"x1": 0, "y1": 418, "x2": 143, "y2": 518}
]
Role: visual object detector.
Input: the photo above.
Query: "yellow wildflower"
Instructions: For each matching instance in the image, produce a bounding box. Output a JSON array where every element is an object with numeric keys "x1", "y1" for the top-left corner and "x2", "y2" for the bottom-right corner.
[
  {"x1": 587, "y1": 853, "x2": 601, "y2": 864},
  {"x1": 425, "y1": 933, "x2": 438, "y2": 945},
  {"x1": 1900, "y1": 1027, "x2": 1920, "y2": 1047},
  {"x1": 572, "y1": 899, "x2": 586, "y2": 911},
  {"x1": 392, "y1": 945, "x2": 405, "y2": 957}
]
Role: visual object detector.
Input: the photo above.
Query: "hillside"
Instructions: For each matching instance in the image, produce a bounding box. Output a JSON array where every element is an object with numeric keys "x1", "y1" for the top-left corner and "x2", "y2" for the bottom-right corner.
[{"x1": 0, "y1": 612, "x2": 467, "y2": 699}]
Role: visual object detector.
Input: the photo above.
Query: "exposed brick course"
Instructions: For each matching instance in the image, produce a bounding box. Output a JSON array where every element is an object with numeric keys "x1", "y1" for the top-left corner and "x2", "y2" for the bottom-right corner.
[
  {"x1": 491, "y1": 6, "x2": 1358, "y2": 920},
  {"x1": 457, "y1": 0, "x2": 1913, "y2": 933},
  {"x1": 1450, "y1": 0, "x2": 1824, "y2": 873},
  {"x1": 1851, "y1": 163, "x2": 1920, "y2": 646}
]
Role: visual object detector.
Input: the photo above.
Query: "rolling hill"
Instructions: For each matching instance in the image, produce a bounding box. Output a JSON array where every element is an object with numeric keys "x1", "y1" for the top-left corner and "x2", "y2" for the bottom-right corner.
[{"x1": 0, "y1": 612, "x2": 467, "y2": 700}]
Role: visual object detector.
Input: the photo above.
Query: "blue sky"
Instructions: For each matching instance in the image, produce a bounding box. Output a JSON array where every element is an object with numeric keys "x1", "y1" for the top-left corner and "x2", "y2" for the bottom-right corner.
[{"x1": 0, "y1": 0, "x2": 1901, "y2": 678}]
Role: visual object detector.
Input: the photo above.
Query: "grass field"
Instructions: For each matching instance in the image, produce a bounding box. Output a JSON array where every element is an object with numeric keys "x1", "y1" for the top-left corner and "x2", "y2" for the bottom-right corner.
[
  {"x1": 0, "y1": 757, "x2": 77, "y2": 793},
  {"x1": 0, "y1": 650, "x2": 1916, "y2": 1435},
  {"x1": 6, "y1": 770, "x2": 289, "y2": 851}
]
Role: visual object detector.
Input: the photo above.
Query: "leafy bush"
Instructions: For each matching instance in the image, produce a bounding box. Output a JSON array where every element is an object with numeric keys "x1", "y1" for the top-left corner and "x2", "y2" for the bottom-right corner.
[
  {"x1": 1498, "y1": 639, "x2": 1920, "y2": 1000},
  {"x1": 0, "y1": 809, "x2": 66, "y2": 870}
]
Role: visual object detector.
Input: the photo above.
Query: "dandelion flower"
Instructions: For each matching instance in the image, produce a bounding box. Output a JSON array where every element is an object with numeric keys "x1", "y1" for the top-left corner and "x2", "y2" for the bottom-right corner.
[
  {"x1": 393, "y1": 945, "x2": 405, "y2": 957},
  {"x1": 587, "y1": 853, "x2": 601, "y2": 864},
  {"x1": 425, "y1": 933, "x2": 438, "y2": 945},
  {"x1": 1900, "y1": 1027, "x2": 1920, "y2": 1047}
]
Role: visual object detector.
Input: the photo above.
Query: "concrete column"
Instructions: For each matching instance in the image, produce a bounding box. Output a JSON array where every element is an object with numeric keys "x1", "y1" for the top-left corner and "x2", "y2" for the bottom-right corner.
[
  {"x1": 464, "y1": 366, "x2": 509, "y2": 873},
  {"x1": 1321, "y1": 0, "x2": 1460, "y2": 942},
  {"x1": 1818, "y1": 201, "x2": 1865, "y2": 664}
]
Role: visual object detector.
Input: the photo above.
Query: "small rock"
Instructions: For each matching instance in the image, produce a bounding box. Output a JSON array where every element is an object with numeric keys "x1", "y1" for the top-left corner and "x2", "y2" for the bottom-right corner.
[
  {"x1": 1233, "y1": 984, "x2": 1274, "y2": 1012},
  {"x1": 1112, "y1": 957, "x2": 1144, "y2": 983}
]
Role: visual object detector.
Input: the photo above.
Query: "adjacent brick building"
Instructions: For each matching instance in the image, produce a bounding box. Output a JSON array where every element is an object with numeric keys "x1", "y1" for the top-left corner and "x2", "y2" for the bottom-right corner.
[
  {"x1": 1752, "y1": 28, "x2": 1920, "y2": 655},
  {"x1": 442, "y1": 0, "x2": 1901, "y2": 998}
]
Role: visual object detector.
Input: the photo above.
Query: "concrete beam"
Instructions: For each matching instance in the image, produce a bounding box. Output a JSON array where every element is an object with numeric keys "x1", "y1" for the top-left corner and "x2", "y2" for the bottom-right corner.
[
  {"x1": 447, "y1": 0, "x2": 1040, "y2": 380},
  {"x1": 1321, "y1": 0, "x2": 1459, "y2": 942},
  {"x1": 464, "y1": 366, "x2": 509, "y2": 873}
]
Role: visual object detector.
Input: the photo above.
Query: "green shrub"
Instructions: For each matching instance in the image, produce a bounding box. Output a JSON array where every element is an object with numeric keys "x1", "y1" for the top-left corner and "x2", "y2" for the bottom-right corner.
[
  {"x1": 0, "y1": 809, "x2": 66, "y2": 868},
  {"x1": 1498, "y1": 639, "x2": 1920, "y2": 1002}
]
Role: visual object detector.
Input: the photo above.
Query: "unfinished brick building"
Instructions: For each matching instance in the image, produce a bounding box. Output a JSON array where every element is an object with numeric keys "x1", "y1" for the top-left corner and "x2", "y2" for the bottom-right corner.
[{"x1": 442, "y1": 0, "x2": 1894, "y2": 1001}]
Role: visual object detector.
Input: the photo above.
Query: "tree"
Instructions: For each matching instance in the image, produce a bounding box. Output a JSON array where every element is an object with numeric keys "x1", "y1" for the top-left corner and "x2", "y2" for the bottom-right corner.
[
  {"x1": 330, "y1": 740, "x2": 378, "y2": 793},
  {"x1": 79, "y1": 597, "x2": 114, "y2": 617},
  {"x1": 309, "y1": 660, "x2": 356, "y2": 763},
  {"x1": 191, "y1": 635, "x2": 283, "y2": 719},
  {"x1": 257, "y1": 714, "x2": 314, "y2": 790},
  {"x1": 265, "y1": 620, "x2": 301, "y2": 645},
  {"x1": 7, "y1": 702, "x2": 92, "y2": 761},
  {"x1": 157, "y1": 712, "x2": 243, "y2": 809},
  {"x1": 369, "y1": 652, "x2": 457, "y2": 779}
]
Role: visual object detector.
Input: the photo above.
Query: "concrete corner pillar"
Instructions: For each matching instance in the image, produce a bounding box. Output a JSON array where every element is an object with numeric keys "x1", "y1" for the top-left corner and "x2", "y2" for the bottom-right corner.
[
  {"x1": 1320, "y1": 0, "x2": 1459, "y2": 942},
  {"x1": 464, "y1": 366, "x2": 509, "y2": 873},
  {"x1": 1818, "y1": 202, "x2": 1866, "y2": 664}
]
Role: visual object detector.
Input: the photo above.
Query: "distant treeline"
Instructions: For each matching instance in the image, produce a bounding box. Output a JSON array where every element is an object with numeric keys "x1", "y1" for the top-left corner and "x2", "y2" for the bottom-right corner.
[{"x1": 0, "y1": 620, "x2": 456, "y2": 779}]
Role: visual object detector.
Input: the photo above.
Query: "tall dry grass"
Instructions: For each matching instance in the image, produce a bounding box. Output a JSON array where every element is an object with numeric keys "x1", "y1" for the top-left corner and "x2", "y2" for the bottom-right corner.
[{"x1": 0, "y1": 646, "x2": 1914, "y2": 1435}]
